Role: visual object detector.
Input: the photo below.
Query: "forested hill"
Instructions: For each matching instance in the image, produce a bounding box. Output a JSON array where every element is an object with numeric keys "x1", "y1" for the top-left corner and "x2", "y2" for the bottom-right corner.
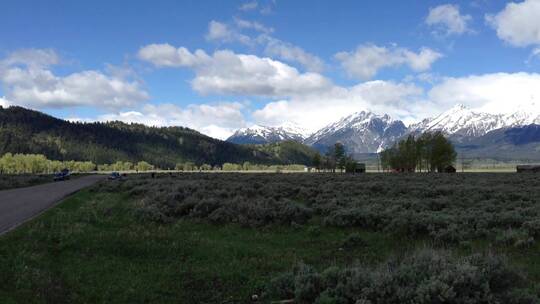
[{"x1": 0, "y1": 106, "x2": 310, "y2": 168}]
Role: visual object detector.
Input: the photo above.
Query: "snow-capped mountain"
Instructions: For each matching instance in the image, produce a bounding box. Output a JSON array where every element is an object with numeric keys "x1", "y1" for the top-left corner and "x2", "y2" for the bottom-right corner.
[
  {"x1": 227, "y1": 103, "x2": 540, "y2": 157},
  {"x1": 408, "y1": 104, "x2": 540, "y2": 140},
  {"x1": 304, "y1": 111, "x2": 407, "y2": 154},
  {"x1": 226, "y1": 123, "x2": 308, "y2": 144}
]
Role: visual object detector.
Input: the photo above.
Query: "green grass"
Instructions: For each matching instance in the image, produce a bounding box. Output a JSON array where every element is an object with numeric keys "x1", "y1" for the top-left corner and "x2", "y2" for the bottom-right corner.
[
  {"x1": 2, "y1": 185, "x2": 540, "y2": 303},
  {"x1": 0, "y1": 190, "x2": 413, "y2": 303}
]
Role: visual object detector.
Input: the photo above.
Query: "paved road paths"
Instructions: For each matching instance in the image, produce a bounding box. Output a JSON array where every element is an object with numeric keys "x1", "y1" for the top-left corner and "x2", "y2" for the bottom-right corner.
[{"x1": 0, "y1": 175, "x2": 104, "y2": 235}]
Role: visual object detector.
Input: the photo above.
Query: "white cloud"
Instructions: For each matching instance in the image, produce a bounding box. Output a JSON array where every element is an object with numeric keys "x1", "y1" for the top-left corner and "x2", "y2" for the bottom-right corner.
[
  {"x1": 0, "y1": 96, "x2": 11, "y2": 107},
  {"x1": 403, "y1": 48, "x2": 444, "y2": 71},
  {"x1": 0, "y1": 49, "x2": 149, "y2": 109},
  {"x1": 252, "y1": 73, "x2": 540, "y2": 132},
  {"x1": 486, "y1": 0, "x2": 540, "y2": 47},
  {"x1": 252, "y1": 81, "x2": 425, "y2": 132},
  {"x1": 264, "y1": 37, "x2": 325, "y2": 72},
  {"x1": 203, "y1": 20, "x2": 321, "y2": 72},
  {"x1": 205, "y1": 21, "x2": 252, "y2": 45},
  {"x1": 137, "y1": 44, "x2": 210, "y2": 67},
  {"x1": 335, "y1": 44, "x2": 443, "y2": 80},
  {"x1": 426, "y1": 4, "x2": 472, "y2": 36},
  {"x1": 428, "y1": 72, "x2": 540, "y2": 114},
  {"x1": 234, "y1": 17, "x2": 274, "y2": 34},
  {"x1": 138, "y1": 44, "x2": 332, "y2": 97},
  {"x1": 80, "y1": 102, "x2": 246, "y2": 139},
  {"x1": 239, "y1": 1, "x2": 258, "y2": 11},
  {"x1": 1, "y1": 48, "x2": 59, "y2": 68}
]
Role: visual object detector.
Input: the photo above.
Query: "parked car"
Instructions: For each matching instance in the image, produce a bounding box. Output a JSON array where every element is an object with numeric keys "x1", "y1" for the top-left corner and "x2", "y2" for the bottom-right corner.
[
  {"x1": 108, "y1": 172, "x2": 122, "y2": 180},
  {"x1": 54, "y1": 169, "x2": 71, "y2": 181}
]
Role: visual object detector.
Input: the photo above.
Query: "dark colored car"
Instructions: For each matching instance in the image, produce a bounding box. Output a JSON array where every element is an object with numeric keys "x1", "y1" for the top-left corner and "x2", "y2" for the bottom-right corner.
[
  {"x1": 54, "y1": 169, "x2": 71, "y2": 181},
  {"x1": 108, "y1": 172, "x2": 121, "y2": 180}
]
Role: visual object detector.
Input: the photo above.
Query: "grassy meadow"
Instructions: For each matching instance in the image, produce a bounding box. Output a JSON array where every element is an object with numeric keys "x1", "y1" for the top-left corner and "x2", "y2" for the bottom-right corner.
[{"x1": 1, "y1": 173, "x2": 540, "y2": 303}]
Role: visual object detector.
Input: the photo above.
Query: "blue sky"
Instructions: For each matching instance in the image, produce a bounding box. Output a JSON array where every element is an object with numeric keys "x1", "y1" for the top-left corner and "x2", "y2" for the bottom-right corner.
[{"x1": 1, "y1": 0, "x2": 540, "y2": 138}]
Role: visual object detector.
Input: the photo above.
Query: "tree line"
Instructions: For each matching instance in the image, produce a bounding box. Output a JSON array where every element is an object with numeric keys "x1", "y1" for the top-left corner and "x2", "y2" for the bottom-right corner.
[
  {"x1": 175, "y1": 162, "x2": 306, "y2": 172},
  {"x1": 380, "y1": 132, "x2": 456, "y2": 172},
  {"x1": 0, "y1": 153, "x2": 308, "y2": 174},
  {"x1": 311, "y1": 143, "x2": 359, "y2": 172},
  {"x1": 0, "y1": 153, "x2": 155, "y2": 174}
]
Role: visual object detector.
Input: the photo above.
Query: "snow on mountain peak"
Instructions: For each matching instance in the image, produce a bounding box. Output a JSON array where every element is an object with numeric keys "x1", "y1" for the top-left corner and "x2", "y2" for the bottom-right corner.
[
  {"x1": 304, "y1": 110, "x2": 407, "y2": 152},
  {"x1": 410, "y1": 103, "x2": 540, "y2": 137},
  {"x1": 227, "y1": 122, "x2": 309, "y2": 144}
]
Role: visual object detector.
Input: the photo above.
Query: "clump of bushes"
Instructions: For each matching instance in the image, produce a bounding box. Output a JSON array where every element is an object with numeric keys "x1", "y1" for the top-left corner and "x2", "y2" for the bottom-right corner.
[
  {"x1": 96, "y1": 172, "x2": 540, "y2": 246},
  {"x1": 134, "y1": 190, "x2": 313, "y2": 227},
  {"x1": 264, "y1": 249, "x2": 537, "y2": 303},
  {"x1": 340, "y1": 233, "x2": 367, "y2": 249}
]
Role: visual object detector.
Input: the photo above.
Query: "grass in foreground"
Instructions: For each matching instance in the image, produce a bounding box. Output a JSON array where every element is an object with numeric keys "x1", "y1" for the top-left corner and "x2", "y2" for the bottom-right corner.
[
  {"x1": 0, "y1": 190, "x2": 409, "y2": 303},
  {"x1": 1, "y1": 173, "x2": 540, "y2": 303}
]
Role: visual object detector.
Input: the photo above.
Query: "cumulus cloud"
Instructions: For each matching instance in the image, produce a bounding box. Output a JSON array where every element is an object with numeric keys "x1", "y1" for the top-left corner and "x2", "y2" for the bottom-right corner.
[
  {"x1": 76, "y1": 102, "x2": 247, "y2": 139},
  {"x1": 263, "y1": 37, "x2": 325, "y2": 72},
  {"x1": 203, "y1": 19, "x2": 322, "y2": 72},
  {"x1": 426, "y1": 4, "x2": 472, "y2": 36},
  {"x1": 1, "y1": 48, "x2": 59, "y2": 68},
  {"x1": 251, "y1": 73, "x2": 540, "y2": 132},
  {"x1": 252, "y1": 81, "x2": 425, "y2": 132},
  {"x1": 138, "y1": 44, "x2": 332, "y2": 96},
  {"x1": 428, "y1": 72, "x2": 540, "y2": 114},
  {"x1": 68, "y1": 73, "x2": 540, "y2": 138},
  {"x1": 0, "y1": 49, "x2": 149, "y2": 109},
  {"x1": 486, "y1": 0, "x2": 540, "y2": 47},
  {"x1": 205, "y1": 20, "x2": 252, "y2": 45},
  {"x1": 234, "y1": 17, "x2": 274, "y2": 34},
  {"x1": 335, "y1": 44, "x2": 443, "y2": 80},
  {"x1": 137, "y1": 44, "x2": 210, "y2": 67}
]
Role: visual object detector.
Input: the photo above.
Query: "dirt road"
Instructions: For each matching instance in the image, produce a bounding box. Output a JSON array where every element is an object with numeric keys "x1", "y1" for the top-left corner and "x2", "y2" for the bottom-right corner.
[{"x1": 0, "y1": 175, "x2": 104, "y2": 235}]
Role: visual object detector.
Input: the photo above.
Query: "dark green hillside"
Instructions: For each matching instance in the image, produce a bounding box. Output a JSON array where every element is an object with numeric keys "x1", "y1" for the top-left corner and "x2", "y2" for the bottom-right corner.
[
  {"x1": 455, "y1": 124, "x2": 540, "y2": 161},
  {"x1": 0, "y1": 106, "x2": 281, "y2": 168},
  {"x1": 249, "y1": 140, "x2": 318, "y2": 165}
]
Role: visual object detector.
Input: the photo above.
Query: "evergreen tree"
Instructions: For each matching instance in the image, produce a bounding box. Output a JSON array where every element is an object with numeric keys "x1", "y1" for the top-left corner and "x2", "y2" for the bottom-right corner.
[{"x1": 312, "y1": 153, "x2": 322, "y2": 171}]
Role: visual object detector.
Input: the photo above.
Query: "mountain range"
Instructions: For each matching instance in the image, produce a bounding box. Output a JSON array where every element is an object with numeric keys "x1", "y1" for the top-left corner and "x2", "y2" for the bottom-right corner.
[
  {"x1": 227, "y1": 104, "x2": 540, "y2": 160},
  {"x1": 2, "y1": 104, "x2": 538, "y2": 166}
]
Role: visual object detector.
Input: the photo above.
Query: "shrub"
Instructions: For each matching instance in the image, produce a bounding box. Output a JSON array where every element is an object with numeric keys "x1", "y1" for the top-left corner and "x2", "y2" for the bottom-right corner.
[
  {"x1": 264, "y1": 249, "x2": 537, "y2": 303},
  {"x1": 341, "y1": 233, "x2": 367, "y2": 249},
  {"x1": 264, "y1": 272, "x2": 295, "y2": 300},
  {"x1": 101, "y1": 172, "x2": 540, "y2": 247}
]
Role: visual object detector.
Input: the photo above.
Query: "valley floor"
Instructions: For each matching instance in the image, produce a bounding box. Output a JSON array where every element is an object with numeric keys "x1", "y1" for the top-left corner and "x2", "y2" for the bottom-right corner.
[{"x1": 1, "y1": 173, "x2": 540, "y2": 303}]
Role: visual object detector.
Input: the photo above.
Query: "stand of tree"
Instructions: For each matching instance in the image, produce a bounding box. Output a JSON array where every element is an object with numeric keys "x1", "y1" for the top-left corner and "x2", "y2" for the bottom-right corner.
[
  {"x1": 0, "y1": 153, "x2": 155, "y2": 174},
  {"x1": 311, "y1": 142, "x2": 358, "y2": 172},
  {"x1": 380, "y1": 132, "x2": 457, "y2": 172},
  {"x1": 247, "y1": 141, "x2": 318, "y2": 165}
]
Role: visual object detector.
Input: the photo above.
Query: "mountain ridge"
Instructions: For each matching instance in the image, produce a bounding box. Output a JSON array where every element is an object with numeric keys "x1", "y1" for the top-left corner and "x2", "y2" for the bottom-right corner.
[
  {"x1": 227, "y1": 103, "x2": 540, "y2": 159},
  {"x1": 227, "y1": 123, "x2": 308, "y2": 145},
  {"x1": 0, "y1": 106, "x2": 316, "y2": 167}
]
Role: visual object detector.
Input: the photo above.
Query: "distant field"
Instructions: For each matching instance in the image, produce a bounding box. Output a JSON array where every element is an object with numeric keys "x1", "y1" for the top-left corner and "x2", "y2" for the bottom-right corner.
[{"x1": 1, "y1": 173, "x2": 540, "y2": 303}]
